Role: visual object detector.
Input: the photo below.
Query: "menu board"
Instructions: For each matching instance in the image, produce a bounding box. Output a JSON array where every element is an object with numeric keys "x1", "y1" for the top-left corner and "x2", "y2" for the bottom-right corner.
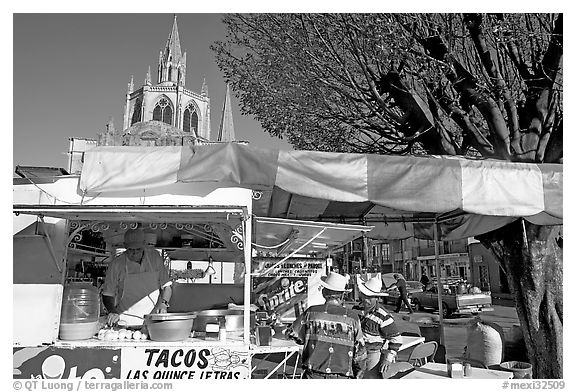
[{"x1": 252, "y1": 258, "x2": 325, "y2": 321}]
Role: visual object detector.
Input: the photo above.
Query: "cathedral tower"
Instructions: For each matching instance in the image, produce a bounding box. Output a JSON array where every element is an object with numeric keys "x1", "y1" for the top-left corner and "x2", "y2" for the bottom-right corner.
[{"x1": 117, "y1": 15, "x2": 212, "y2": 145}]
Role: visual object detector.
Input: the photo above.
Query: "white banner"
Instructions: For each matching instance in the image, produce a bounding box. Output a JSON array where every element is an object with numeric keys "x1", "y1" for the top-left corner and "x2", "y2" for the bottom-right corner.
[{"x1": 120, "y1": 347, "x2": 250, "y2": 380}]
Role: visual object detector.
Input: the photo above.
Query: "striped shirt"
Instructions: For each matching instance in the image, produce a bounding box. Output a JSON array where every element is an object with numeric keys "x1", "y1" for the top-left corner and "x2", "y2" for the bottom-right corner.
[{"x1": 358, "y1": 304, "x2": 400, "y2": 346}]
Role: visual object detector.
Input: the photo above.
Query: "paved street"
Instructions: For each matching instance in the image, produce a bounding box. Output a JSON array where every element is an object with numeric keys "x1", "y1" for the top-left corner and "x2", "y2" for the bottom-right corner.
[{"x1": 380, "y1": 302, "x2": 524, "y2": 362}]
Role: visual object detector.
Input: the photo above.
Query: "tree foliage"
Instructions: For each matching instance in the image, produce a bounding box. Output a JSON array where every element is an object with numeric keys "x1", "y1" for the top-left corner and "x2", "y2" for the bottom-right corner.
[
  {"x1": 213, "y1": 13, "x2": 563, "y2": 378},
  {"x1": 213, "y1": 14, "x2": 562, "y2": 162}
]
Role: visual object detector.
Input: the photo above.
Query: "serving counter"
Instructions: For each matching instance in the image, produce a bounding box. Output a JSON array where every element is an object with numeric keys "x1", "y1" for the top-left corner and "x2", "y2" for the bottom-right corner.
[
  {"x1": 13, "y1": 175, "x2": 371, "y2": 380},
  {"x1": 40, "y1": 334, "x2": 301, "y2": 380}
]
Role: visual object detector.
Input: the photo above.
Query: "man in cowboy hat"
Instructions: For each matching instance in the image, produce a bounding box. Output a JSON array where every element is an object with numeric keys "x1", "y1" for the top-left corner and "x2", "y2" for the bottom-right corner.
[
  {"x1": 288, "y1": 272, "x2": 367, "y2": 379},
  {"x1": 357, "y1": 275, "x2": 402, "y2": 379}
]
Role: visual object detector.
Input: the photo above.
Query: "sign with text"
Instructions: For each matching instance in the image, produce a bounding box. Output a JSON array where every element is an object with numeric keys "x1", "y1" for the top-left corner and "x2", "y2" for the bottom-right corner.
[
  {"x1": 120, "y1": 347, "x2": 250, "y2": 380},
  {"x1": 13, "y1": 346, "x2": 121, "y2": 379},
  {"x1": 252, "y1": 259, "x2": 325, "y2": 321}
]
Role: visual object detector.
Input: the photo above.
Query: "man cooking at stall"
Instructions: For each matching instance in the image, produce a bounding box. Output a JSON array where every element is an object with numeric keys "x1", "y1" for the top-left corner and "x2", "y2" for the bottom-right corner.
[{"x1": 102, "y1": 228, "x2": 172, "y2": 326}]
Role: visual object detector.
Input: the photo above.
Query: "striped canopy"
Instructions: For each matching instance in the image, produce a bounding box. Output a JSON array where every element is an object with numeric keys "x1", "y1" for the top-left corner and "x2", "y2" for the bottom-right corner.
[{"x1": 80, "y1": 143, "x2": 562, "y2": 239}]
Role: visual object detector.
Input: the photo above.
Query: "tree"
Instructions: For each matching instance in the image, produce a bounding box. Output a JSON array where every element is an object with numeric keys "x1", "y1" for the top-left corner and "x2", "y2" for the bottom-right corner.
[{"x1": 212, "y1": 13, "x2": 563, "y2": 378}]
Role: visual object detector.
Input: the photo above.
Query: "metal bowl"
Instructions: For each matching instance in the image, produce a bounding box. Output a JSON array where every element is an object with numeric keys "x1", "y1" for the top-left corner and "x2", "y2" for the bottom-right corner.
[
  {"x1": 144, "y1": 313, "x2": 196, "y2": 341},
  {"x1": 191, "y1": 309, "x2": 254, "y2": 332}
]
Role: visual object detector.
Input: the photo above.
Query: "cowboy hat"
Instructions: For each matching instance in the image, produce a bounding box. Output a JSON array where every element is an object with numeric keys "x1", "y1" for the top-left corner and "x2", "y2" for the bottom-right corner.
[
  {"x1": 358, "y1": 276, "x2": 389, "y2": 297},
  {"x1": 319, "y1": 272, "x2": 352, "y2": 292}
]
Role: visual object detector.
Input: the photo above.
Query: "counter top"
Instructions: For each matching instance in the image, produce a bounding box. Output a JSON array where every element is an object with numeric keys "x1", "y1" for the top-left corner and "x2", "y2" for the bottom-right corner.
[
  {"x1": 250, "y1": 338, "x2": 301, "y2": 353},
  {"x1": 55, "y1": 334, "x2": 246, "y2": 348},
  {"x1": 55, "y1": 335, "x2": 302, "y2": 351}
]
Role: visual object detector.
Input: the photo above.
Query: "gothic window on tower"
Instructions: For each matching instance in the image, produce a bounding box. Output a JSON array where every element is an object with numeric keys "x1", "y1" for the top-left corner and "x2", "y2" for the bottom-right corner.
[
  {"x1": 153, "y1": 98, "x2": 173, "y2": 125},
  {"x1": 131, "y1": 99, "x2": 142, "y2": 125},
  {"x1": 183, "y1": 106, "x2": 199, "y2": 135}
]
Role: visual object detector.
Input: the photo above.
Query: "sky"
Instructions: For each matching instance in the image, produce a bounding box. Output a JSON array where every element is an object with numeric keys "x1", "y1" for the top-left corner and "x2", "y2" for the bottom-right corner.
[{"x1": 12, "y1": 13, "x2": 292, "y2": 170}]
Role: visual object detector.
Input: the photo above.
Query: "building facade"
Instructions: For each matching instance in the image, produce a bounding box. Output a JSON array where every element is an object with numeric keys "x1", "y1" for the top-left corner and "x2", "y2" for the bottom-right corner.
[
  {"x1": 468, "y1": 241, "x2": 511, "y2": 295},
  {"x1": 334, "y1": 235, "x2": 511, "y2": 295},
  {"x1": 119, "y1": 15, "x2": 211, "y2": 141},
  {"x1": 69, "y1": 15, "x2": 239, "y2": 174}
]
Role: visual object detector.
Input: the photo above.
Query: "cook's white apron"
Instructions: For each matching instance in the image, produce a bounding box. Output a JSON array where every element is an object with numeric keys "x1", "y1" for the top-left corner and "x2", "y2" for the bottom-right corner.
[{"x1": 117, "y1": 256, "x2": 160, "y2": 326}]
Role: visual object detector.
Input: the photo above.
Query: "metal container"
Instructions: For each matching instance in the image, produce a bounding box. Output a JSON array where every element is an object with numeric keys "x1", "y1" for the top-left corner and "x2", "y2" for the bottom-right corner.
[
  {"x1": 191, "y1": 309, "x2": 254, "y2": 332},
  {"x1": 144, "y1": 313, "x2": 196, "y2": 341}
]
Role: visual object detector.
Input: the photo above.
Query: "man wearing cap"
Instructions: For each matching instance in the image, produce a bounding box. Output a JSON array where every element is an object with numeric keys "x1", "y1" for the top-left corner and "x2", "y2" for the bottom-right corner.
[
  {"x1": 288, "y1": 272, "x2": 367, "y2": 379},
  {"x1": 102, "y1": 228, "x2": 172, "y2": 326},
  {"x1": 356, "y1": 276, "x2": 402, "y2": 378}
]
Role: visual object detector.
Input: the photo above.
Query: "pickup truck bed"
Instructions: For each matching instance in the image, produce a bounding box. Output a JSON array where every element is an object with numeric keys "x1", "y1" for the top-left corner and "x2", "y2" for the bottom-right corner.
[{"x1": 412, "y1": 289, "x2": 493, "y2": 317}]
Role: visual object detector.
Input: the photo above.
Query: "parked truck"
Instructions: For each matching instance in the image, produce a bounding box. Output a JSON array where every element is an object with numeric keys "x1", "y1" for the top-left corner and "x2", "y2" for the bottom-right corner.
[{"x1": 411, "y1": 283, "x2": 493, "y2": 317}]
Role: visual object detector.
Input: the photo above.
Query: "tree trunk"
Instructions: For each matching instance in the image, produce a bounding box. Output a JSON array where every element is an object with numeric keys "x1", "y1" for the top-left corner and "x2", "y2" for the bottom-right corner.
[{"x1": 478, "y1": 219, "x2": 563, "y2": 378}]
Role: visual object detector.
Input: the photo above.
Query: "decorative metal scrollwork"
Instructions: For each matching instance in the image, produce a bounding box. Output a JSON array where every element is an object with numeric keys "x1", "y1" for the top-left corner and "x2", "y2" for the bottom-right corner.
[
  {"x1": 67, "y1": 221, "x2": 92, "y2": 247},
  {"x1": 230, "y1": 224, "x2": 244, "y2": 250}
]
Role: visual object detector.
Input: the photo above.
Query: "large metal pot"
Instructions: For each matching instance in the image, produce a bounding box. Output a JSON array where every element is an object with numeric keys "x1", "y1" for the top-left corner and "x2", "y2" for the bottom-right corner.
[
  {"x1": 191, "y1": 309, "x2": 254, "y2": 332},
  {"x1": 144, "y1": 313, "x2": 196, "y2": 341}
]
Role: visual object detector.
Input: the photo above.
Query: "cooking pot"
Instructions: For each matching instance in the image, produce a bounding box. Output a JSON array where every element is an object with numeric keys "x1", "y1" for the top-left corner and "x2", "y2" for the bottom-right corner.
[
  {"x1": 191, "y1": 309, "x2": 255, "y2": 332},
  {"x1": 144, "y1": 313, "x2": 196, "y2": 341}
]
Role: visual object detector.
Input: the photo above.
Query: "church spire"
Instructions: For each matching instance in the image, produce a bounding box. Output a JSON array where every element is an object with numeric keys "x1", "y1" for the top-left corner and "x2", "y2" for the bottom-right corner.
[
  {"x1": 158, "y1": 14, "x2": 186, "y2": 86},
  {"x1": 166, "y1": 14, "x2": 183, "y2": 62},
  {"x1": 217, "y1": 83, "x2": 235, "y2": 142}
]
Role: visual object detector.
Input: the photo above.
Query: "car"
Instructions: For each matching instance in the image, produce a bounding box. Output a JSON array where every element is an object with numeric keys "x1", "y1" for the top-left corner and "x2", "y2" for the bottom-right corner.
[
  {"x1": 410, "y1": 284, "x2": 493, "y2": 317},
  {"x1": 382, "y1": 280, "x2": 424, "y2": 305}
]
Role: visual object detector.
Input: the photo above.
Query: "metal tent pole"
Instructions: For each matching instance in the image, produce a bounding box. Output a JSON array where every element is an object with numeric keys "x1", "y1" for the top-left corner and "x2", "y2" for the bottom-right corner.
[{"x1": 433, "y1": 222, "x2": 445, "y2": 346}]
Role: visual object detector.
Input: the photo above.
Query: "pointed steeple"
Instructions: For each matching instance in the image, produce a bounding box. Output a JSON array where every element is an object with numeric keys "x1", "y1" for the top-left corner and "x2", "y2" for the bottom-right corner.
[
  {"x1": 166, "y1": 15, "x2": 183, "y2": 62},
  {"x1": 201, "y1": 77, "x2": 209, "y2": 97},
  {"x1": 158, "y1": 15, "x2": 186, "y2": 85},
  {"x1": 217, "y1": 84, "x2": 235, "y2": 142}
]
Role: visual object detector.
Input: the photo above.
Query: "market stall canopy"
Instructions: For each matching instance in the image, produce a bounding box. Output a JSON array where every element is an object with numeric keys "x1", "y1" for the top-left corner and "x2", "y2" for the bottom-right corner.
[
  {"x1": 253, "y1": 216, "x2": 373, "y2": 256},
  {"x1": 11, "y1": 205, "x2": 246, "y2": 225},
  {"x1": 79, "y1": 143, "x2": 562, "y2": 240}
]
